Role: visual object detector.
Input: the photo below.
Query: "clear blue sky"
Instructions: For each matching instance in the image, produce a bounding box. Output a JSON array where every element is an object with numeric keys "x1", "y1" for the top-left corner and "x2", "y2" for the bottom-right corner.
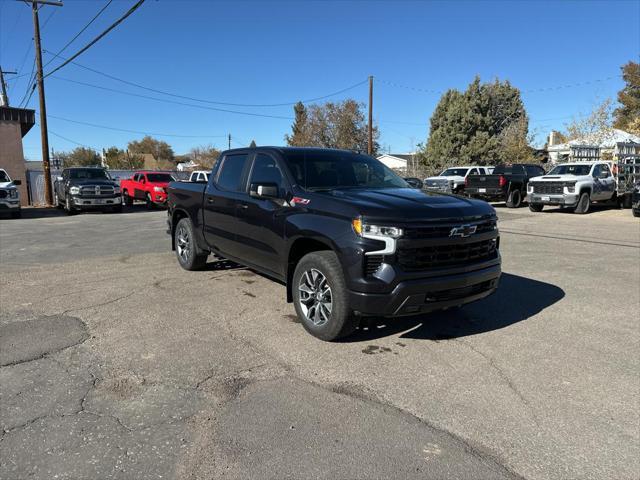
[{"x1": 1, "y1": 0, "x2": 638, "y2": 159}]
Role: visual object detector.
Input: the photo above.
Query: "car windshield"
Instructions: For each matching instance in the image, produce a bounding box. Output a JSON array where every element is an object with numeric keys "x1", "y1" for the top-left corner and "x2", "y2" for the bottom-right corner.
[
  {"x1": 69, "y1": 169, "x2": 110, "y2": 180},
  {"x1": 547, "y1": 164, "x2": 592, "y2": 176},
  {"x1": 146, "y1": 173, "x2": 175, "y2": 183},
  {"x1": 0, "y1": 170, "x2": 10, "y2": 183},
  {"x1": 440, "y1": 168, "x2": 469, "y2": 177},
  {"x1": 493, "y1": 165, "x2": 524, "y2": 175},
  {"x1": 281, "y1": 151, "x2": 408, "y2": 191}
]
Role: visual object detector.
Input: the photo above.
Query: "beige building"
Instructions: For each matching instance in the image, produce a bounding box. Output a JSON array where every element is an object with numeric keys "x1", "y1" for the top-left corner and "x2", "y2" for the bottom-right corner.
[{"x1": 0, "y1": 107, "x2": 35, "y2": 206}]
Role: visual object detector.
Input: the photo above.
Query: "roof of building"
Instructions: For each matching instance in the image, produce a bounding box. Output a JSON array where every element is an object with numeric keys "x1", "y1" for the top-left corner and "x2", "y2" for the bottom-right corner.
[
  {"x1": 0, "y1": 106, "x2": 36, "y2": 137},
  {"x1": 548, "y1": 129, "x2": 640, "y2": 151},
  {"x1": 378, "y1": 153, "x2": 416, "y2": 161}
]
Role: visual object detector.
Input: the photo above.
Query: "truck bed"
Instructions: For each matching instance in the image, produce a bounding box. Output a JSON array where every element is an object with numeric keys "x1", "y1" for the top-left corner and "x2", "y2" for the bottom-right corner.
[{"x1": 167, "y1": 181, "x2": 206, "y2": 221}]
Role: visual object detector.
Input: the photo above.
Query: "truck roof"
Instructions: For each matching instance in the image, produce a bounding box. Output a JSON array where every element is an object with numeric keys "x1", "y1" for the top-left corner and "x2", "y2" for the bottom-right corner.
[{"x1": 220, "y1": 146, "x2": 366, "y2": 156}]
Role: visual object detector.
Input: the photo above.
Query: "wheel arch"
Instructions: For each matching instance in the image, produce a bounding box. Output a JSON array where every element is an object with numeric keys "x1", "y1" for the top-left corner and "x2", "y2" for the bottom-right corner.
[{"x1": 286, "y1": 237, "x2": 335, "y2": 303}]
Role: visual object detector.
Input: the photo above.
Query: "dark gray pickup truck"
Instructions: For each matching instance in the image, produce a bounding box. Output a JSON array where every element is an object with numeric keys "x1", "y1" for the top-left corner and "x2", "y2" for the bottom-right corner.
[
  {"x1": 167, "y1": 147, "x2": 501, "y2": 340},
  {"x1": 466, "y1": 163, "x2": 545, "y2": 208}
]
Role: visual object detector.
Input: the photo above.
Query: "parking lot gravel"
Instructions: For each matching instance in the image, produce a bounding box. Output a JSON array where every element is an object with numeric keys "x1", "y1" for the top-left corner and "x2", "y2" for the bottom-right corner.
[{"x1": 0, "y1": 204, "x2": 638, "y2": 479}]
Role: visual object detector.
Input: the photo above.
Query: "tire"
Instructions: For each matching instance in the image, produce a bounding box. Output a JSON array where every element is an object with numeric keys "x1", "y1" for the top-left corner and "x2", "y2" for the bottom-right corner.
[
  {"x1": 633, "y1": 209, "x2": 640, "y2": 218},
  {"x1": 529, "y1": 203, "x2": 543, "y2": 212},
  {"x1": 292, "y1": 251, "x2": 357, "y2": 341},
  {"x1": 64, "y1": 196, "x2": 76, "y2": 215},
  {"x1": 112, "y1": 204, "x2": 123, "y2": 213},
  {"x1": 174, "y1": 217, "x2": 208, "y2": 270},
  {"x1": 574, "y1": 192, "x2": 590, "y2": 214},
  {"x1": 122, "y1": 190, "x2": 133, "y2": 206},
  {"x1": 54, "y1": 191, "x2": 63, "y2": 209},
  {"x1": 145, "y1": 193, "x2": 154, "y2": 209},
  {"x1": 506, "y1": 189, "x2": 522, "y2": 208},
  {"x1": 622, "y1": 194, "x2": 633, "y2": 209}
]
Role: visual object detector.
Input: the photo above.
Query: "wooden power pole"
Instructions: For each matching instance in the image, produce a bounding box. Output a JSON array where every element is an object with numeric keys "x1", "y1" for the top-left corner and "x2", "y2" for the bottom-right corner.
[
  {"x1": 26, "y1": 0, "x2": 64, "y2": 206},
  {"x1": 368, "y1": 75, "x2": 373, "y2": 156},
  {"x1": 228, "y1": 134, "x2": 231, "y2": 150},
  {"x1": 0, "y1": 67, "x2": 17, "y2": 106}
]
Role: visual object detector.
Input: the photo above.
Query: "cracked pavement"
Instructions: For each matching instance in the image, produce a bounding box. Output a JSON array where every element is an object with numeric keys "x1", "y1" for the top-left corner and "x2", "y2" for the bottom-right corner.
[{"x1": 0, "y1": 205, "x2": 638, "y2": 479}]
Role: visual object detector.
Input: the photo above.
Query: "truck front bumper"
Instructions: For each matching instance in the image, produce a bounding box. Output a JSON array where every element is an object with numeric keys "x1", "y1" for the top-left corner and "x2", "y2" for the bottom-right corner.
[
  {"x1": 72, "y1": 195, "x2": 121, "y2": 208},
  {"x1": 0, "y1": 200, "x2": 21, "y2": 211},
  {"x1": 347, "y1": 263, "x2": 501, "y2": 317},
  {"x1": 529, "y1": 193, "x2": 579, "y2": 207}
]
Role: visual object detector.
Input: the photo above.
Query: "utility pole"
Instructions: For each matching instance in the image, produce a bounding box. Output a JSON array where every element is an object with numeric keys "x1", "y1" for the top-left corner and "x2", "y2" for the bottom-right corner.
[
  {"x1": 368, "y1": 75, "x2": 373, "y2": 156},
  {"x1": 0, "y1": 67, "x2": 17, "y2": 106},
  {"x1": 24, "y1": 0, "x2": 64, "y2": 206},
  {"x1": 228, "y1": 134, "x2": 231, "y2": 150}
]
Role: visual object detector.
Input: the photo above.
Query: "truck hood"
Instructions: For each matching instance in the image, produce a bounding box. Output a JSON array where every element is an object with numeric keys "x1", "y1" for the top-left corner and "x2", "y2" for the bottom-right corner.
[
  {"x1": 0, "y1": 182, "x2": 17, "y2": 189},
  {"x1": 68, "y1": 179, "x2": 118, "y2": 187},
  {"x1": 424, "y1": 175, "x2": 465, "y2": 183},
  {"x1": 320, "y1": 187, "x2": 494, "y2": 222},
  {"x1": 530, "y1": 174, "x2": 591, "y2": 182}
]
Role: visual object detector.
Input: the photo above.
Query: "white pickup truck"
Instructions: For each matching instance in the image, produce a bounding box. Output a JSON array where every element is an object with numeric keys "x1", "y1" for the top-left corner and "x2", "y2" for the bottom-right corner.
[
  {"x1": 0, "y1": 169, "x2": 22, "y2": 218},
  {"x1": 424, "y1": 166, "x2": 494, "y2": 194},
  {"x1": 527, "y1": 162, "x2": 616, "y2": 214}
]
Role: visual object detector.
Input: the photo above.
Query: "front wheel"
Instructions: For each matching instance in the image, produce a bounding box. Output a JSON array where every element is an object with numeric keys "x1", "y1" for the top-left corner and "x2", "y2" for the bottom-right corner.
[
  {"x1": 11, "y1": 210, "x2": 21, "y2": 219},
  {"x1": 174, "y1": 217, "x2": 208, "y2": 270},
  {"x1": 506, "y1": 189, "x2": 522, "y2": 208},
  {"x1": 292, "y1": 251, "x2": 357, "y2": 341},
  {"x1": 54, "y1": 191, "x2": 63, "y2": 209},
  {"x1": 64, "y1": 196, "x2": 76, "y2": 215},
  {"x1": 529, "y1": 203, "x2": 543, "y2": 212},
  {"x1": 122, "y1": 190, "x2": 133, "y2": 206},
  {"x1": 574, "y1": 192, "x2": 590, "y2": 214}
]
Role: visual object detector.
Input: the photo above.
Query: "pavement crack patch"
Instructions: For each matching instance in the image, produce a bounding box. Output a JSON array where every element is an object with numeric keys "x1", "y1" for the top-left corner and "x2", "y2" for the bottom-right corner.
[{"x1": 59, "y1": 289, "x2": 139, "y2": 316}]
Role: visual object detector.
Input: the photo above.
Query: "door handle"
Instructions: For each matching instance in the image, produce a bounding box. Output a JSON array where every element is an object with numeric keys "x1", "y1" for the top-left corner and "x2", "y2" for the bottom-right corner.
[
  {"x1": 238, "y1": 204, "x2": 249, "y2": 210},
  {"x1": 207, "y1": 196, "x2": 215, "y2": 204}
]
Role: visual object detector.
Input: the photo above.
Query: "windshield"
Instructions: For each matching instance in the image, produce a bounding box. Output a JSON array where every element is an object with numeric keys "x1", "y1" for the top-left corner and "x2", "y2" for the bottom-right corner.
[
  {"x1": 69, "y1": 169, "x2": 110, "y2": 180},
  {"x1": 493, "y1": 165, "x2": 524, "y2": 175},
  {"x1": 0, "y1": 170, "x2": 10, "y2": 183},
  {"x1": 547, "y1": 164, "x2": 592, "y2": 176},
  {"x1": 281, "y1": 150, "x2": 408, "y2": 191},
  {"x1": 146, "y1": 173, "x2": 175, "y2": 183},
  {"x1": 440, "y1": 168, "x2": 469, "y2": 177}
]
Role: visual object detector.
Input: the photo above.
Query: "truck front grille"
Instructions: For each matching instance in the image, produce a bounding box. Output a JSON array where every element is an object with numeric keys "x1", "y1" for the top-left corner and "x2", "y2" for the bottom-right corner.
[
  {"x1": 397, "y1": 238, "x2": 498, "y2": 271},
  {"x1": 531, "y1": 182, "x2": 564, "y2": 194},
  {"x1": 0, "y1": 190, "x2": 7, "y2": 199},
  {"x1": 403, "y1": 218, "x2": 497, "y2": 240},
  {"x1": 80, "y1": 185, "x2": 115, "y2": 196}
]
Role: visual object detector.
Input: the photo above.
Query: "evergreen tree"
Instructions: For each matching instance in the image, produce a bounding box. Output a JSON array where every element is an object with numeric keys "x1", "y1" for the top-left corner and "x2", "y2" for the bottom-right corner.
[
  {"x1": 285, "y1": 102, "x2": 310, "y2": 146},
  {"x1": 249, "y1": 140, "x2": 257, "y2": 148},
  {"x1": 613, "y1": 61, "x2": 640, "y2": 135}
]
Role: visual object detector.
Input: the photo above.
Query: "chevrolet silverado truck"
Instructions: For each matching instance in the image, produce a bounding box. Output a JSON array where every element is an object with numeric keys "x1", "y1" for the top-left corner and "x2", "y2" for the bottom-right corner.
[
  {"x1": 424, "y1": 166, "x2": 494, "y2": 195},
  {"x1": 54, "y1": 167, "x2": 122, "y2": 215},
  {"x1": 120, "y1": 171, "x2": 175, "y2": 207},
  {"x1": 465, "y1": 163, "x2": 545, "y2": 208},
  {"x1": 166, "y1": 147, "x2": 501, "y2": 341},
  {"x1": 0, "y1": 168, "x2": 22, "y2": 218},
  {"x1": 632, "y1": 181, "x2": 640, "y2": 217},
  {"x1": 527, "y1": 162, "x2": 617, "y2": 214}
]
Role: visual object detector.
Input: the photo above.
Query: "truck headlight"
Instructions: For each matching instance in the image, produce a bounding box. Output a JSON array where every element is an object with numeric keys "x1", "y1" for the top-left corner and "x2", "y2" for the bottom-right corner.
[
  {"x1": 527, "y1": 184, "x2": 534, "y2": 193},
  {"x1": 154, "y1": 186, "x2": 164, "y2": 193},
  {"x1": 9, "y1": 189, "x2": 18, "y2": 198},
  {"x1": 352, "y1": 219, "x2": 403, "y2": 238},
  {"x1": 565, "y1": 182, "x2": 576, "y2": 193},
  {"x1": 69, "y1": 186, "x2": 80, "y2": 195},
  {"x1": 114, "y1": 186, "x2": 121, "y2": 194}
]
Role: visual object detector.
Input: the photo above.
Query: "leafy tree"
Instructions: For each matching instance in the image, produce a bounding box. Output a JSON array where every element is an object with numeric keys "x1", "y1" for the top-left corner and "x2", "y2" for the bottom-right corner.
[
  {"x1": 613, "y1": 61, "x2": 640, "y2": 135},
  {"x1": 189, "y1": 145, "x2": 220, "y2": 169},
  {"x1": 127, "y1": 136, "x2": 175, "y2": 161},
  {"x1": 103, "y1": 147, "x2": 144, "y2": 170},
  {"x1": 60, "y1": 147, "x2": 101, "y2": 167},
  {"x1": 564, "y1": 98, "x2": 614, "y2": 141},
  {"x1": 419, "y1": 76, "x2": 529, "y2": 169},
  {"x1": 285, "y1": 99, "x2": 379, "y2": 154}
]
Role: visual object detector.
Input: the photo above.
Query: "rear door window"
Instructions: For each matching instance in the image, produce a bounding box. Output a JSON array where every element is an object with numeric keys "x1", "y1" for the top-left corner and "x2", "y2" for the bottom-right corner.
[{"x1": 216, "y1": 154, "x2": 249, "y2": 191}]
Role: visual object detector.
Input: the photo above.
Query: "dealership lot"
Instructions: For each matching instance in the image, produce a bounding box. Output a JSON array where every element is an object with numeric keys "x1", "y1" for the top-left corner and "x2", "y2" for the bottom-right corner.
[{"x1": 0, "y1": 206, "x2": 638, "y2": 479}]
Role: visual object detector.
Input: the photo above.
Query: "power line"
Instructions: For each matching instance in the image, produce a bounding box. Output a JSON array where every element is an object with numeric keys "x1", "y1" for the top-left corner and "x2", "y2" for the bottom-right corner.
[
  {"x1": 50, "y1": 75, "x2": 295, "y2": 120},
  {"x1": 44, "y1": 0, "x2": 145, "y2": 79},
  {"x1": 43, "y1": 50, "x2": 368, "y2": 107},
  {"x1": 43, "y1": 0, "x2": 113, "y2": 68},
  {"x1": 38, "y1": 124, "x2": 100, "y2": 150},
  {"x1": 48, "y1": 114, "x2": 227, "y2": 138}
]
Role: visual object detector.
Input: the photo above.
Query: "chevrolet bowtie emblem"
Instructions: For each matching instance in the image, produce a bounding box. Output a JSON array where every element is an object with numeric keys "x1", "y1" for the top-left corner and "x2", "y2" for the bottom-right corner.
[{"x1": 449, "y1": 224, "x2": 477, "y2": 238}]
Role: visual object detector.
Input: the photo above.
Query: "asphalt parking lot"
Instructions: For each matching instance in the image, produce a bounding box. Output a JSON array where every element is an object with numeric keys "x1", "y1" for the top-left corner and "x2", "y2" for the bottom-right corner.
[{"x1": 1, "y1": 204, "x2": 638, "y2": 480}]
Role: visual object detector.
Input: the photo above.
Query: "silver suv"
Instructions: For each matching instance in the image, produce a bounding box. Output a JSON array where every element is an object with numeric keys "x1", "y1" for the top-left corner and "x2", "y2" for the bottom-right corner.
[{"x1": 527, "y1": 162, "x2": 616, "y2": 214}]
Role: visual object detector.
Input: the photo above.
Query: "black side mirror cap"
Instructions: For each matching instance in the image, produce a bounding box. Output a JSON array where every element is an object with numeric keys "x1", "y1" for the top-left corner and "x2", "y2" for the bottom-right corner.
[
  {"x1": 404, "y1": 177, "x2": 423, "y2": 189},
  {"x1": 12, "y1": 179, "x2": 22, "y2": 186},
  {"x1": 250, "y1": 182, "x2": 280, "y2": 199}
]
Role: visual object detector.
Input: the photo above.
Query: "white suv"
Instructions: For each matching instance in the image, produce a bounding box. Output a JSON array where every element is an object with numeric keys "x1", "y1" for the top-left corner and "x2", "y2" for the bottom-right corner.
[
  {"x1": 424, "y1": 166, "x2": 494, "y2": 194},
  {"x1": 0, "y1": 169, "x2": 22, "y2": 218},
  {"x1": 527, "y1": 162, "x2": 616, "y2": 214}
]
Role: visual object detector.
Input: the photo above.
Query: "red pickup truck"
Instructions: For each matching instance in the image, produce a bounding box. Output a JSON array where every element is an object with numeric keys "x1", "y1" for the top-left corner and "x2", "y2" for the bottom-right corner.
[{"x1": 120, "y1": 171, "x2": 176, "y2": 207}]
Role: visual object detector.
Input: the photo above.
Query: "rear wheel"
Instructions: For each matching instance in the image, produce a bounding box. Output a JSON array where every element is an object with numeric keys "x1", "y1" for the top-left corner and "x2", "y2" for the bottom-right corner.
[
  {"x1": 574, "y1": 192, "x2": 590, "y2": 214},
  {"x1": 145, "y1": 193, "x2": 154, "y2": 209},
  {"x1": 292, "y1": 251, "x2": 357, "y2": 341},
  {"x1": 529, "y1": 203, "x2": 543, "y2": 212},
  {"x1": 506, "y1": 189, "x2": 522, "y2": 208},
  {"x1": 174, "y1": 217, "x2": 208, "y2": 270}
]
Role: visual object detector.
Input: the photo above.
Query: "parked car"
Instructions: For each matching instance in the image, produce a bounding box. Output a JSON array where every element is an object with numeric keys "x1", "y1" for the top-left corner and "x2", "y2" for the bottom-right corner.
[
  {"x1": 167, "y1": 147, "x2": 501, "y2": 341},
  {"x1": 0, "y1": 168, "x2": 22, "y2": 218},
  {"x1": 631, "y1": 181, "x2": 640, "y2": 217},
  {"x1": 53, "y1": 167, "x2": 121, "y2": 215},
  {"x1": 189, "y1": 170, "x2": 210, "y2": 183},
  {"x1": 120, "y1": 171, "x2": 175, "y2": 207},
  {"x1": 527, "y1": 162, "x2": 617, "y2": 214},
  {"x1": 465, "y1": 163, "x2": 545, "y2": 208},
  {"x1": 424, "y1": 166, "x2": 494, "y2": 194}
]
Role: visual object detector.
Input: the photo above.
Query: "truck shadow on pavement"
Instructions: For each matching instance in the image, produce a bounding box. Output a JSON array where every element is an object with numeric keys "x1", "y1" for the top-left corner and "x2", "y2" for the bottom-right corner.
[{"x1": 342, "y1": 273, "x2": 565, "y2": 342}]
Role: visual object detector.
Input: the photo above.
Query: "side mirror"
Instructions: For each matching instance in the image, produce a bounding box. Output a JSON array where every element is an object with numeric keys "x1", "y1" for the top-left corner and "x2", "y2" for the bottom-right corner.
[
  {"x1": 56, "y1": 176, "x2": 63, "y2": 182},
  {"x1": 12, "y1": 179, "x2": 22, "y2": 186},
  {"x1": 600, "y1": 172, "x2": 609, "y2": 179},
  {"x1": 250, "y1": 182, "x2": 280, "y2": 199},
  {"x1": 404, "y1": 177, "x2": 424, "y2": 189}
]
